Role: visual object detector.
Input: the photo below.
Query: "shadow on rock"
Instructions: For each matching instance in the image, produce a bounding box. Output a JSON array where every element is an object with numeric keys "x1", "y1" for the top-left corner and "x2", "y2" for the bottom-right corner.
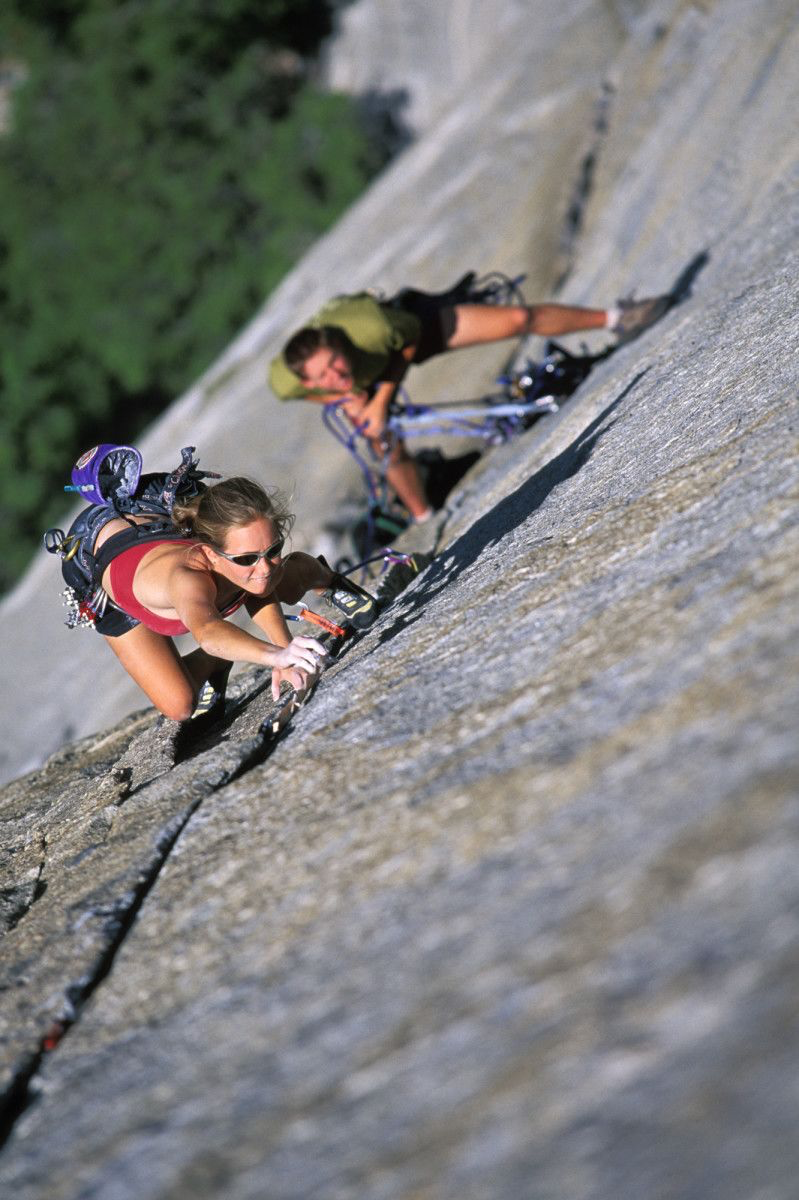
[
  {"x1": 374, "y1": 370, "x2": 649, "y2": 649},
  {"x1": 668, "y1": 249, "x2": 710, "y2": 305}
]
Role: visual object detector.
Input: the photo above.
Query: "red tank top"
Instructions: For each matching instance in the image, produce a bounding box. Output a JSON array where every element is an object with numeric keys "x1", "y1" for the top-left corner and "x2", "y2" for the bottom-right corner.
[{"x1": 107, "y1": 539, "x2": 246, "y2": 636}]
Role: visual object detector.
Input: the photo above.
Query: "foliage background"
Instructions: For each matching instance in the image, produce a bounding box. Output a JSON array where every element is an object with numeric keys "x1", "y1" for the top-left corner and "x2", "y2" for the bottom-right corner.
[{"x1": 0, "y1": 0, "x2": 391, "y2": 591}]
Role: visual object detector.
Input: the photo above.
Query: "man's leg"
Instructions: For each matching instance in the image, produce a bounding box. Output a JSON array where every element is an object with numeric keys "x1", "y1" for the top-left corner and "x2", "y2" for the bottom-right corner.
[
  {"x1": 331, "y1": 395, "x2": 431, "y2": 520},
  {"x1": 444, "y1": 295, "x2": 672, "y2": 348},
  {"x1": 380, "y1": 438, "x2": 433, "y2": 522},
  {"x1": 446, "y1": 302, "x2": 608, "y2": 348}
]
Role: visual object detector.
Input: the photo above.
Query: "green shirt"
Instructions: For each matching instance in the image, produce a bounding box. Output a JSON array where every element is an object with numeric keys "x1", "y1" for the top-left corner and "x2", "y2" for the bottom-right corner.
[{"x1": 268, "y1": 293, "x2": 421, "y2": 401}]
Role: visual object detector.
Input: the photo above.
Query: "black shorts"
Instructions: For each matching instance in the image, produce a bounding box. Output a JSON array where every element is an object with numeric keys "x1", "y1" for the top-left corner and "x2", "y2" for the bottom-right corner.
[
  {"x1": 388, "y1": 288, "x2": 458, "y2": 364},
  {"x1": 64, "y1": 520, "x2": 184, "y2": 637}
]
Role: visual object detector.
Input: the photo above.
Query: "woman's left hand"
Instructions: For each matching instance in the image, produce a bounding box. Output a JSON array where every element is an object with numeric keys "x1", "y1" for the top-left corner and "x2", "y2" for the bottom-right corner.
[{"x1": 271, "y1": 662, "x2": 319, "y2": 702}]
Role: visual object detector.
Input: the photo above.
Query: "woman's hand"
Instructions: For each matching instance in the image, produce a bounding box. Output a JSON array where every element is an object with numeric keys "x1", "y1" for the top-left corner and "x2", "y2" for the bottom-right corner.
[
  {"x1": 270, "y1": 636, "x2": 327, "y2": 701},
  {"x1": 271, "y1": 663, "x2": 309, "y2": 702},
  {"x1": 272, "y1": 635, "x2": 327, "y2": 673}
]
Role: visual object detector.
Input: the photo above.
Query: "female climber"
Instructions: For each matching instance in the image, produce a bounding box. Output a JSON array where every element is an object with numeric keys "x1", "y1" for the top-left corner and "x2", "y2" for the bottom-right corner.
[{"x1": 89, "y1": 475, "x2": 369, "y2": 721}]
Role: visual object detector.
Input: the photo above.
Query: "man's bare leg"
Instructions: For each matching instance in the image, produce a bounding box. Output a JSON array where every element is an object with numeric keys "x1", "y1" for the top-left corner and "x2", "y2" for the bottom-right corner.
[
  {"x1": 446, "y1": 302, "x2": 608, "y2": 348},
  {"x1": 381, "y1": 441, "x2": 432, "y2": 521}
]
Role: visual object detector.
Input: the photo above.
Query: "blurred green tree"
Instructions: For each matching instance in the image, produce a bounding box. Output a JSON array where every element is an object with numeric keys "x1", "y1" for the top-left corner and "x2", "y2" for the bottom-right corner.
[{"x1": 0, "y1": 0, "x2": 388, "y2": 590}]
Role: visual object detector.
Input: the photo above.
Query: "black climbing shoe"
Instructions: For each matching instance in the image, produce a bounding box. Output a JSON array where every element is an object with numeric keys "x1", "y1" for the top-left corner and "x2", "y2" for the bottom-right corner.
[
  {"x1": 317, "y1": 554, "x2": 379, "y2": 630},
  {"x1": 325, "y1": 574, "x2": 378, "y2": 630},
  {"x1": 318, "y1": 555, "x2": 378, "y2": 631},
  {"x1": 190, "y1": 679, "x2": 225, "y2": 721}
]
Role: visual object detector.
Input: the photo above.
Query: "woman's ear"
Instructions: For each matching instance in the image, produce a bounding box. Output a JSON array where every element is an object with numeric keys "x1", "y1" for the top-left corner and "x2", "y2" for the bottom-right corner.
[{"x1": 198, "y1": 543, "x2": 220, "y2": 569}]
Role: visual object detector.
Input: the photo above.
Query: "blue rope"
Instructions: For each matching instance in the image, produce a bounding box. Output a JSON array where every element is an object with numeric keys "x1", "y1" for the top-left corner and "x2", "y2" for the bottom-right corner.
[{"x1": 319, "y1": 350, "x2": 559, "y2": 573}]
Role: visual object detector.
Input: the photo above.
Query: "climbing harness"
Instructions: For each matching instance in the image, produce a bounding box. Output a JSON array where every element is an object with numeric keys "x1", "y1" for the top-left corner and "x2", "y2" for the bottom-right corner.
[{"x1": 44, "y1": 445, "x2": 220, "y2": 633}]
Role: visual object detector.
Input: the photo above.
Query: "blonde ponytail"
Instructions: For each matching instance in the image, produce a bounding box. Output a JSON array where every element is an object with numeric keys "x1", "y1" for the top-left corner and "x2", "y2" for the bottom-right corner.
[{"x1": 171, "y1": 477, "x2": 294, "y2": 547}]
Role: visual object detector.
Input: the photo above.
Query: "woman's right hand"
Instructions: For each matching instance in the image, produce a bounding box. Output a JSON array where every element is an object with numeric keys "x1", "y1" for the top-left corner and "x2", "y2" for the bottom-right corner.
[{"x1": 271, "y1": 636, "x2": 328, "y2": 674}]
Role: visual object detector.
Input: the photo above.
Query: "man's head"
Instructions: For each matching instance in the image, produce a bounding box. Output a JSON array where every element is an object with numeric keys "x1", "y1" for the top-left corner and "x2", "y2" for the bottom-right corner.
[{"x1": 284, "y1": 325, "x2": 356, "y2": 393}]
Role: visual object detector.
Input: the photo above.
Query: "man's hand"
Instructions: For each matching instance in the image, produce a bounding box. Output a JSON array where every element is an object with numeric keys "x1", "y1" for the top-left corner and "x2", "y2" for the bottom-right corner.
[
  {"x1": 339, "y1": 390, "x2": 369, "y2": 421},
  {"x1": 341, "y1": 392, "x2": 389, "y2": 438},
  {"x1": 357, "y1": 405, "x2": 389, "y2": 439},
  {"x1": 350, "y1": 380, "x2": 399, "y2": 439}
]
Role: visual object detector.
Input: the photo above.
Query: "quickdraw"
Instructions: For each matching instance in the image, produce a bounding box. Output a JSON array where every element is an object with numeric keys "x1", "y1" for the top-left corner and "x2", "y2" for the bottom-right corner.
[
  {"x1": 343, "y1": 548, "x2": 415, "y2": 576},
  {"x1": 60, "y1": 583, "x2": 109, "y2": 629},
  {"x1": 287, "y1": 608, "x2": 347, "y2": 638}
]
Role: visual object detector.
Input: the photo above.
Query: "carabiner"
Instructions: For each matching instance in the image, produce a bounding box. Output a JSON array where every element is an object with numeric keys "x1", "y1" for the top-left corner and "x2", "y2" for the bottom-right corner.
[{"x1": 43, "y1": 528, "x2": 66, "y2": 555}]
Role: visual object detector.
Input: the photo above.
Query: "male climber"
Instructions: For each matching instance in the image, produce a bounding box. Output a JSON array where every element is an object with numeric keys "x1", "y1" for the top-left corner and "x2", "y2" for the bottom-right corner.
[{"x1": 268, "y1": 283, "x2": 672, "y2": 521}]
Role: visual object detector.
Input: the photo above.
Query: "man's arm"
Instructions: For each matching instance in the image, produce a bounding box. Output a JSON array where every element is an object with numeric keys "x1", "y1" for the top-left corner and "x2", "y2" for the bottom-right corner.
[
  {"x1": 293, "y1": 336, "x2": 416, "y2": 437},
  {"x1": 301, "y1": 388, "x2": 369, "y2": 409},
  {"x1": 357, "y1": 342, "x2": 417, "y2": 438}
]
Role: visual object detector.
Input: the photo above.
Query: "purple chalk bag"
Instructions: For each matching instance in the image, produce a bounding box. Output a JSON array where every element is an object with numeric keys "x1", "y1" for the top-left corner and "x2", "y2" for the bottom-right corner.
[{"x1": 69, "y1": 444, "x2": 143, "y2": 506}]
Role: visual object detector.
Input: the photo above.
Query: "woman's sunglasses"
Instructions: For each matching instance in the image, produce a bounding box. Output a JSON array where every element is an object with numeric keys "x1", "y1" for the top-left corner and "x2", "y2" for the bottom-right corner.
[{"x1": 215, "y1": 537, "x2": 285, "y2": 567}]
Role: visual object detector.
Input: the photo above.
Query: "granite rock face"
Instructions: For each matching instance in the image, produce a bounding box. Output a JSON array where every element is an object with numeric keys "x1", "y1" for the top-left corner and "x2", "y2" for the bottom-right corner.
[
  {"x1": 0, "y1": 0, "x2": 627, "y2": 782},
  {"x1": 1, "y1": 1, "x2": 799, "y2": 1196}
]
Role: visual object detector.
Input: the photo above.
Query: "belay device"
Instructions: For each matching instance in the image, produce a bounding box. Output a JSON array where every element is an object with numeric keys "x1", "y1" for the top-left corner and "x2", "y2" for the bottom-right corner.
[{"x1": 44, "y1": 445, "x2": 219, "y2": 633}]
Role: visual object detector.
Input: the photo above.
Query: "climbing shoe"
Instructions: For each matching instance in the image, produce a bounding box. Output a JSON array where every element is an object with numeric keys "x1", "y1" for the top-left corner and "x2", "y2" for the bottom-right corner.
[
  {"x1": 611, "y1": 294, "x2": 673, "y2": 343},
  {"x1": 190, "y1": 679, "x2": 225, "y2": 722},
  {"x1": 318, "y1": 557, "x2": 378, "y2": 631},
  {"x1": 375, "y1": 551, "x2": 433, "y2": 605}
]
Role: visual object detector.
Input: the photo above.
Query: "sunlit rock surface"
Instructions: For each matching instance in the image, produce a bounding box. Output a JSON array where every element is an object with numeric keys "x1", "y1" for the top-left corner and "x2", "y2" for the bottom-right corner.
[
  {"x1": 0, "y1": 0, "x2": 625, "y2": 782},
  {"x1": 1, "y1": 1, "x2": 798, "y2": 1196}
]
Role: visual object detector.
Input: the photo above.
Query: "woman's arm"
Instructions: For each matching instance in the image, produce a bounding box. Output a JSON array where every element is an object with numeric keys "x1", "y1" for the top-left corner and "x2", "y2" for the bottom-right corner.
[
  {"x1": 169, "y1": 566, "x2": 325, "y2": 680},
  {"x1": 247, "y1": 592, "x2": 292, "y2": 645},
  {"x1": 249, "y1": 594, "x2": 313, "y2": 699}
]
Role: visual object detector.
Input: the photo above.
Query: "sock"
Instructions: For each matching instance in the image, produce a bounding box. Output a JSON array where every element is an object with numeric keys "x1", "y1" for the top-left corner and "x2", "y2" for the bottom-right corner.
[
  {"x1": 605, "y1": 305, "x2": 621, "y2": 330},
  {"x1": 413, "y1": 508, "x2": 434, "y2": 524}
]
